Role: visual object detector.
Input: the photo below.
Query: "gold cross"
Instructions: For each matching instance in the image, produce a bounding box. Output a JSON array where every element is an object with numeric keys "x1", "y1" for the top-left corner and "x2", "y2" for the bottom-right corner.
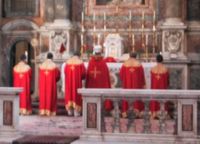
[
  {"x1": 70, "y1": 65, "x2": 75, "y2": 70},
  {"x1": 19, "y1": 73, "x2": 23, "y2": 78},
  {"x1": 90, "y1": 67, "x2": 101, "y2": 78},
  {"x1": 156, "y1": 74, "x2": 160, "y2": 80},
  {"x1": 45, "y1": 70, "x2": 49, "y2": 75},
  {"x1": 129, "y1": 68, "x2": 135, "y2": 73}
]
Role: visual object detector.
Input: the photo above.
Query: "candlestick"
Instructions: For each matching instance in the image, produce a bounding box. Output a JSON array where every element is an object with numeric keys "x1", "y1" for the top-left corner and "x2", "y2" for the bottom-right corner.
[
  {"x1": 81, "y1": 11, "x2": 84, "y2": 23},
  {"x1": 145, "y1": 34, "x2": 148, "y2": 60},
  {"x1": 93, "y1": 12, "x2": 96, "y2": 21},
  {"x1": 129, "y1": 10, "x2": 132, "y2": 21},
  {"x1": 132, "y1": 34, "x2": 135, "y2": 52},
  {"x1": 104, "y1": 12, "x2": 106, "y2": 31},
  {"x1": 97, "y1": 34, "x2": 101, "y2": 45},
  {"x1": 153, "y1": 10, "x2": 156, "y2": 24}
]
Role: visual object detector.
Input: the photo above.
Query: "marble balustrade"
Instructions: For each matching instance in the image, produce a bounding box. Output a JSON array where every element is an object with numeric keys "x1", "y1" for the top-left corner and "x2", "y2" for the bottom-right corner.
[
  {"x1": 73, "y1": 88, "x2": 200, "y2": 144},
  {"x1": 0, "y1": 87, "x2": 22, "y2": 138}
]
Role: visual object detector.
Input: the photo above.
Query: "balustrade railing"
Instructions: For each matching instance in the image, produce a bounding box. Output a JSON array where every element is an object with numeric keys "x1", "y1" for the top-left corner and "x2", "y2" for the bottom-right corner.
[{"x1": 75, "y1": 89, "x2": 200, "y2": 144}]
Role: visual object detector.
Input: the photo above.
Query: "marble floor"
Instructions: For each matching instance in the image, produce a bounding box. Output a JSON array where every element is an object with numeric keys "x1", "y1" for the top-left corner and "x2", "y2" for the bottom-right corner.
[
  {"x1": 0, "y1": 115, "x2": 82, "y2": 144},
  {"x1": 19, "y1": 115, "x2": 83, "y2": 136}
]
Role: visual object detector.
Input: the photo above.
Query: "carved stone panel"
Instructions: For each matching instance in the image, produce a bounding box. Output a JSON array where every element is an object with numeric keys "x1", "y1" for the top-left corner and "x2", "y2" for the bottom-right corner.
[
  {"x1": 87, "y1": 103, "x2": 97, "y2": 129},
  {"x1": 182, "y1": 105, "x2": 193, "y2": 131},
  {"x1": 3, "y1": 101, "x2": 13, "y2": 126}
]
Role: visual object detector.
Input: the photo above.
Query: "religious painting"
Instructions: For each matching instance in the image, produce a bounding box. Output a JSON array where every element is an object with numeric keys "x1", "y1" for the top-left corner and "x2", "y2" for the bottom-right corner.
[
  {"x1": 96, "y1": 0, "x2": 145, "y2": 5},
  {"x1": 182, "y1": 105, "x2": 193, "y2": 131},
  {"x1": 86, "y1": 0, "x2": 152, "y2": 15}
]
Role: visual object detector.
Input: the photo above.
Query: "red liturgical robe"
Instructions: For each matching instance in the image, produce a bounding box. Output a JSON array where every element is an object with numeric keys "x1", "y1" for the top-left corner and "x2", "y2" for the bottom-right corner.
[
  {"x1": 64, "y1": 57, "x2": 86, "y2": 112},
  {"x1": 39, "y1": 60, "x2": 60, "y2": 116},
  {"x1": 120, "y1": 61, "x2": 145, "y2": 113},
  {"x1": 86, "y1": 56, "x2": 113, "y2": 112},
  {"x1": 104, "y1": 57, "x2": 117, "y2": 63},
  {"x1": 13, "y1": 62, "x2": 32, "y2": 115},
  {"x1": 150, "y1": 69, "x2": 169, "y2": 112},
  {"x1": 86, "y1": 56, "x2": 111, "y2": 88}
]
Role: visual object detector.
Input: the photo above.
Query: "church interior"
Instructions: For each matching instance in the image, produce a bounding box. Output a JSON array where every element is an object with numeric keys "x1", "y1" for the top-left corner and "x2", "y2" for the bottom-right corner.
[{"x1": 0, "y1": 0, "x2": 200, "y2": 143}]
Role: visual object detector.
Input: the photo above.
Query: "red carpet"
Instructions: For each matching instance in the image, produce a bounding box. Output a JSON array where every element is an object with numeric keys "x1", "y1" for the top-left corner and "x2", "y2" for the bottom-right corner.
[{"x1": 12, "y1": 135, "x2": 78, "y2": 144}]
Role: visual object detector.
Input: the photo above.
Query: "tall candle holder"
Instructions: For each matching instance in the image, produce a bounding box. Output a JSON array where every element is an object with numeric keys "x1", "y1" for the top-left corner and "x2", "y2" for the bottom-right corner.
[
  {"x1": 81, "y1": 11, "x2": 85, "y2": 56},
  {"x1": 152, "y1": 10, "x2": 156, "y2": 55},
  {"x1": 93, "y1": 12, "x2": 96, "y2": 46}
]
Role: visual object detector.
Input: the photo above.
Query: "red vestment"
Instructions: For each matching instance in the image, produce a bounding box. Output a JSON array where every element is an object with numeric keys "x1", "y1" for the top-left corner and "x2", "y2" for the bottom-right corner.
[
  {"x1": 39, "y1": 60, "x2": 60, "y2": 116},
  {"x1": 150, "y1": 70, "x2": 169, "y2": 112},
  {"x1": 64, "y1": 59, "x2": 86, "y2": 112},
  {"x1": 86, "y1": 56, "x2": 113, "y2": 111},
  {"x1": 86, "y1": 56, "x2": 111, "y2": 88},
  {"x1": 120, "y1": 63, "x2": 145, "y2": 113},
  {"x1": 104, "y1": 57, "x2": 117, "y2": 63},
  {"x1": 13, "y1": 63, "x2": 32, "y2": 115}
]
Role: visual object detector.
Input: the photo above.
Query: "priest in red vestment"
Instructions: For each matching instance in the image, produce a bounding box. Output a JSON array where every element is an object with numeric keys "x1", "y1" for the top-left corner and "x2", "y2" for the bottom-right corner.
[
  {"x1": 120, "y1": 52, "x2": 145, "y2": 118},
  {"x1": 64, "y1": 52, "x2": 86, "y2": 117},
  {"x1": 150, "y1": 54, "x2": 169, "y2": 119},
  {"x1": 39, "y1": 52, "x2": 60, "y2": 116},
  {"x1": 86, "y1": 45, "x2": 113, "y2": 113},
  {"x1": 13, "y1": 54, "x2": 32, "y2": 115}
]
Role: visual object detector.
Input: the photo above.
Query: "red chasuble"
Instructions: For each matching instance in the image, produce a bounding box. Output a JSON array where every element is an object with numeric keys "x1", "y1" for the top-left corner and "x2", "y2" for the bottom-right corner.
[
  {"x1": 150, "y1": 67, "x2": 169, "y2": 112},
  {"x1": 104, "y1": 57, "x2": 117, "y2": 63},
  {"x1": 64, "y1": 57, "x2": 86, "y2": 112},
  {"x1": 86, "y1": 56, "x2": 111, "y2": 88},
  {"x1": 86, "y1": 56, "x2": 113, "y2": 112},
  {"x1": 39, "y1": 60, "x2": 60, "y2": 116},
  {"x1": 13, "y1": 62, "x2": 32, "y2": 115},
  {"x1": 120, "y1": 61, "x2": 145, "y2": 113}
]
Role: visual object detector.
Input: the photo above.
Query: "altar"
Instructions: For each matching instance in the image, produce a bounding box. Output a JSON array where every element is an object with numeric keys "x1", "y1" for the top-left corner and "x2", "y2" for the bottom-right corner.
[{"x1": 61, "y1": 62, "x2": 156, "y2": 94}]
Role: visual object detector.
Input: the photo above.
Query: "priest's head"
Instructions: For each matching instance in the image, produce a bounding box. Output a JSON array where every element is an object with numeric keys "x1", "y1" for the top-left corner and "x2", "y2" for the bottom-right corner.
[
  {"x1": 156, "y1": 54, "x2": 163, "y2": 63},
  {"x1": 93, "y1": 45, "x2": 102, "y2": 55},
  {"x1": 47, "y1": 52, "x2": 53, "y2": 60},
  {"x1": 20, "y1": 54, "x2": 27, "y2": 62},
  {"x1": 129, "y1": 52, "x2": 137, "y2": 58}
]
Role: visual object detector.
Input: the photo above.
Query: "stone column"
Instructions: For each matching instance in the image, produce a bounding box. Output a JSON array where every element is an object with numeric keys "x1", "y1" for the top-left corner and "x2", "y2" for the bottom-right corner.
[
  {"x1": 160, "y1": 0, "x2": 187, "y2": 60},
  {"x1": 0, "y1": 0, "x2": 2, "y2": 18},
  {"x1": 165, "y1": 0, "x2": 182, "y2": 19}
]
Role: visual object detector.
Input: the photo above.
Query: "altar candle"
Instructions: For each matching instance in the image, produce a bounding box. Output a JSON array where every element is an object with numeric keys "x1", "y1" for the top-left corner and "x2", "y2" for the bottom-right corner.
[
  {"x1": 132, "y1": 34, "x2": 135, "y2": 46},
  {"x1": 145, "y1": 34, "x2": 148, "y2": 46},
  {"x1": 81, "y1": 34, "x2": 83, "y2": 47},
  {"x1": 153, "y1": 10, "x2": 156, "y2": 24},
  {"x1": 129, "y1": 10, "x2": 132, "y2": 21},
  {"x1": 97, "y1": 34, "x2": 101, "y2": 45},
  {"x1": 93, "y1": 12, "x2": 96, "y2": 21},
  {"x1": 104, "y1": 12, "x2": 107, "y2": 31},
  {"x1": 81, "y1": 11, "x2": 84, "y2": 23}
]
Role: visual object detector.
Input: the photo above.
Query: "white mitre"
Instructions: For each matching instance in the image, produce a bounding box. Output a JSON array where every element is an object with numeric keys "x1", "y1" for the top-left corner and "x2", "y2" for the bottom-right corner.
[{"x1": 93, "y1": 45, "x2": 102, "y2": 54}]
